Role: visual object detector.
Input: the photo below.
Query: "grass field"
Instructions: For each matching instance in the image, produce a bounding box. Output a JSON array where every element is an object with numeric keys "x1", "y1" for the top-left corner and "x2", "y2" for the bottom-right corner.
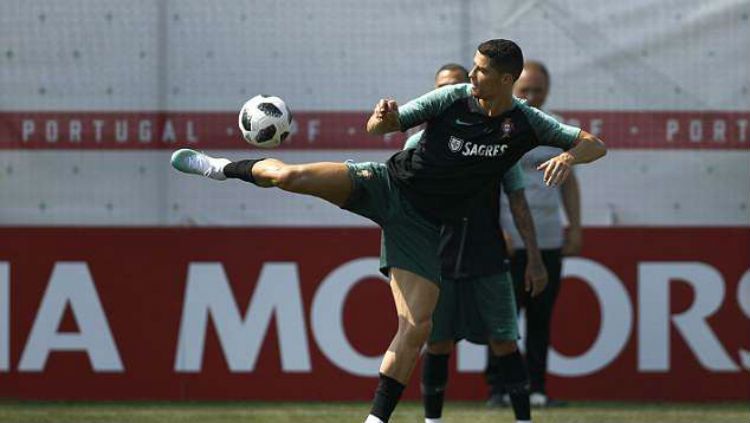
[{"x1": 0, "y1": 401, "x2": 747, "y2": 423}]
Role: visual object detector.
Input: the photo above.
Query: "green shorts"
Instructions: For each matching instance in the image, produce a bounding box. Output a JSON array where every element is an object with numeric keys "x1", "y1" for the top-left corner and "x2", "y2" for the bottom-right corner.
[
  {"x1": 343, "y1": 162, "x2": 517, "y2": 344},
  {"x1": 342, "y1": 162, "x2": 441, "y2": 284},
  {"x1": 430, "y1": 272, "x2": 519, "y2": 344}
]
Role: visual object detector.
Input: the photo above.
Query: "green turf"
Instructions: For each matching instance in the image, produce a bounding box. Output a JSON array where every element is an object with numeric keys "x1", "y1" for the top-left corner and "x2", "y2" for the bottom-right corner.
[{"x1": 0, "y1": 401, "x2": 747, "y2": 423}]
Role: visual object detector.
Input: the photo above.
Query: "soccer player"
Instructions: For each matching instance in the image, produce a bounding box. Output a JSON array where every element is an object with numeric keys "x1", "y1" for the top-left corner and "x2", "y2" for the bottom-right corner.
[
  {"x1": 171, "y1": 39, "x2": 606, "y2": 423},
  {"x1": 403, "y1": 62, "x2": 547, "y2": 423},
  {"x1": 487, "y1": 61, "x2": 583, "y2": 408}
]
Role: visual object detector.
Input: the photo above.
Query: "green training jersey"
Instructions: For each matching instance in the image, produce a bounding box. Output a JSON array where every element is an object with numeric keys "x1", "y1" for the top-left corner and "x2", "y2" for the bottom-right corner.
[
  {"x1": 386, "y1": 83, "x2": 580, "y2": 221},
  {"x1": 403, "y1": 130, "x2": 526, "y2": 194}
]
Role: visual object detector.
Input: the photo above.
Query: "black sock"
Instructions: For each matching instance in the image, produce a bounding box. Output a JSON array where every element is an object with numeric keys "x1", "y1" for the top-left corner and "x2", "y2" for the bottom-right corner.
[
  {"x1": 421, "y1": 353, "x2": 449, "y2": 419},
  {"x1": 370, "y1": 373, "x2": 406, "y2": 423},
  {"x1": 222, "y1": 159, "x2": 265, "y2": 184},
  {"x1": 485, "y1": 354, "x2": 506, "y2": 396},
  {"x1": 495, "y1": 350, "x2": 531, "y2": 421}
]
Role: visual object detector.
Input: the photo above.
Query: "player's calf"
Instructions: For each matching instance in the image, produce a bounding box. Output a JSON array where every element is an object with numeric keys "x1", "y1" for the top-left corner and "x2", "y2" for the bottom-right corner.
[
  {"x1": 367, "y1": 319, "x2": 432, "y2": 423},
  {"x1": 252, "y1": 161, "x2": 305, "y2": 190},
  {"x1": 210, "y1": 157, "x2": 302, "y2": 189}
]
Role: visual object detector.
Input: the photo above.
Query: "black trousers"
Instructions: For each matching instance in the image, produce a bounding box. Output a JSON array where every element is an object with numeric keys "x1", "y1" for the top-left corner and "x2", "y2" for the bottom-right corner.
[{"x1": 485, "y1": 248, "x2": 563, "y2": 394}]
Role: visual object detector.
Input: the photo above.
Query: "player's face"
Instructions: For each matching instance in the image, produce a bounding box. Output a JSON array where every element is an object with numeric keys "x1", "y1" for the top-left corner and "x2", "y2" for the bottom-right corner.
[
  {"x1": 514, "y1": 68, "x2": 549, "y2": 108},
  {"x1": 468, "y1": 51, "x2": 513, "y2": 99},
  {"x1": 434, "y1": 69, "x2": 468, "y2": 88}
]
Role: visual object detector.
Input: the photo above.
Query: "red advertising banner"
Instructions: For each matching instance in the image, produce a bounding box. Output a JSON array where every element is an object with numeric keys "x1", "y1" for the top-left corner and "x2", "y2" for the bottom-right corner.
[
  {"x1": 0, "y1": 228, "x2": 748, "y2": 401},
  {"x1": 0, "y1": 111, "x2": 748, "y2": 150}
]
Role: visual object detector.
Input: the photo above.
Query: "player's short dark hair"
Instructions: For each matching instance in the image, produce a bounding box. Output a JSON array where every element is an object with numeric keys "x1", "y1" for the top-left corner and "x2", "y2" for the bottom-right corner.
[
  {"x1": 524, "y1": 60, "x2": 551, "y2": 86},
  {"x1": 477, "y1": 39, "x2": 524, "y2": 80},
  {"x1": 435, "y1": 63, "x2": 469, "y2": 82}
]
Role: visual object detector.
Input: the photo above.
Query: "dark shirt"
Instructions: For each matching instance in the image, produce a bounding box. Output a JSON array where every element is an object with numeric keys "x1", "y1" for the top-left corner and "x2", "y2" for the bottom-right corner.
[{"x1": 385, "y1": 84, "x2": 581, "y2": 278}]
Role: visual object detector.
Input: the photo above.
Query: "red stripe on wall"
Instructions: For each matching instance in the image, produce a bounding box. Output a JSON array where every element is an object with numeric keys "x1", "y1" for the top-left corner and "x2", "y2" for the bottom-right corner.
[{"x1": 0, "y1": 111, "x2": 748, "y2": 150}]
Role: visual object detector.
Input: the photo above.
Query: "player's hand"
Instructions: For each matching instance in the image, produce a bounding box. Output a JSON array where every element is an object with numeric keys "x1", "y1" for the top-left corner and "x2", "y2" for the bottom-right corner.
[
  {"x1": 537, "y1": 152, "x2": 575, "y2": 186},
  {"x1": 367, "y1": 98, "x2": 401, "y2": 135},
  {"x1": 374, "y1": 98, "x2": 399, "y2": 122},
  {"x1": 525, "y1": 256, "x2": 548, "y2": 297},
  {"x1": 374, "y1": 98, "x2": 398, "y2": 116},
  {"x1": 561, "y1": 226, "x2": 583, "y2": 256}
]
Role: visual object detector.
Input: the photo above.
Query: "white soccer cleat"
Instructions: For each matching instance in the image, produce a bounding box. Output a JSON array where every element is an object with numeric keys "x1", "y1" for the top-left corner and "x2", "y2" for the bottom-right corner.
[
  {"x1": 529, "y1": 392, "x2": 548, "y2": 407},
  {"x1": 170, "y1": 149, "x2": 230, "y2": 181}
]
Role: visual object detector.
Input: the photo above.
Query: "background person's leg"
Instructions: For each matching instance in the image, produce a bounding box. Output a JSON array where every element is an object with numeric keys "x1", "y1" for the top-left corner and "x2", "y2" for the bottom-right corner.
[
  {"x1": 419, "y1": 274, "x2": 458, "y2": 423},
  {"x1": 490, "y1": 340, "x2": 531, "y2": 423},
  {"x1": 486, "y1": 255, "x2": 527, "y2": 406},
  {"x1": 525, "y1": 249, "x2": 563, "y2": 401},
  {"x1": 422, "y1": 341, "x2": 452, "y2": 423}
]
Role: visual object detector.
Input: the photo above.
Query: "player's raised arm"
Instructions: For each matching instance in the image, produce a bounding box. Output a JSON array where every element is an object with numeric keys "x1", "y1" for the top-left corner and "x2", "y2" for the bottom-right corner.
[
  {"x1": 566, "y1": 130, "x2": 606, "y2": 163},
  {"x1": 520, "y1": 103, "x2": 607, "y2": 186},
  {"x1": 366, "y1": 98, "x2": 401, "y2": 135},
  {"x1": 538, "y1": 130, "x2": 606, "y2": 186},
  {"x1": 367, "y1": 83, "x2": 473, "y2": 135}
]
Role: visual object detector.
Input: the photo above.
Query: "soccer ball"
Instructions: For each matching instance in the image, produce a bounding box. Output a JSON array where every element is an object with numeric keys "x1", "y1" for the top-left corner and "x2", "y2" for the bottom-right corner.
[{"x1": 238, "y1": 94, "x2": 292, "y2": 148}]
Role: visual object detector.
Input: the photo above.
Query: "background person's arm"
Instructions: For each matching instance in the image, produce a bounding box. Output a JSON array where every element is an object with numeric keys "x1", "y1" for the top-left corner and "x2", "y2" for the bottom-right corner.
[
  {"x1": 503, "y1": 164, "x2": 547, "y2": 296},
  {"x1": 560, "y1": 169, "x2": 583, "y2": 256}
]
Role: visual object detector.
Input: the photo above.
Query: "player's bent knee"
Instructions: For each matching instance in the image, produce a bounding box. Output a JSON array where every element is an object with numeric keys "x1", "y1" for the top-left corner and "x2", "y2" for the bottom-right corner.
[{"x1": 399, "y1": 318, "x2": 433, "y2": 348}]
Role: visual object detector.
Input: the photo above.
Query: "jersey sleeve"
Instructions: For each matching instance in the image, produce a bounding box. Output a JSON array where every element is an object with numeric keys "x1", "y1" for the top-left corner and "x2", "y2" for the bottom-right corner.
[
  {"x1": 402, "y1": 130, "x2": 423, "y2": 150},
  {"x1": 398, "y1": 83, "x2": 472, "y2": 131},
  {"x1": 521, "y1": 103, "x2": 581, "y2": 150},
  {"x1": 501, "y1": 162, "x2": 526, "y2": 194}
]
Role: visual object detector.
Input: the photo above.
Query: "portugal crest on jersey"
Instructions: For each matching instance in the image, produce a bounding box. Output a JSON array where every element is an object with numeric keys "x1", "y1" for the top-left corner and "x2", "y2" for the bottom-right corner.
[
  {"x1": 501, "y1": 118, "x2": 514, "y2": 138},
  {"x1": 448, "y1": 136, "x2": 464, "y2": 153}
]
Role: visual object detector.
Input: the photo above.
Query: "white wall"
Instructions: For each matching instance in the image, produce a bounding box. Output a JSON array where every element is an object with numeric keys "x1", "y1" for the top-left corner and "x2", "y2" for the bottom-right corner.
[{"x1": 1, "y1": 0, "x2": 748, "y2": 227}]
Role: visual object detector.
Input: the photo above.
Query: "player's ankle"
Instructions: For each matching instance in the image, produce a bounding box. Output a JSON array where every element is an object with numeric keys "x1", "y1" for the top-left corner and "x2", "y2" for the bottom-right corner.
[{"x1": 223, "y1": 159, "x2": 266, "y2": 184}]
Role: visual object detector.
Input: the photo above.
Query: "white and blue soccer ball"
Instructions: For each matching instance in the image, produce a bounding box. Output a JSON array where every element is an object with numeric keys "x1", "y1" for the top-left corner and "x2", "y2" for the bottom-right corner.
[{"x1": 238, "y1": 94, "x2": 292, "y2": 148}]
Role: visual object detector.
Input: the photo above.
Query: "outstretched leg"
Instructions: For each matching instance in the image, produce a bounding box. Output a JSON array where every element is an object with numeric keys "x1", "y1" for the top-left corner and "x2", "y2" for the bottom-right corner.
[
  {"x1": 171, "y1": 149, "x2": 352, "y2": 206},
  {"x1": 249, "y1": 158, "x2": 352, "y2": 206}
]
